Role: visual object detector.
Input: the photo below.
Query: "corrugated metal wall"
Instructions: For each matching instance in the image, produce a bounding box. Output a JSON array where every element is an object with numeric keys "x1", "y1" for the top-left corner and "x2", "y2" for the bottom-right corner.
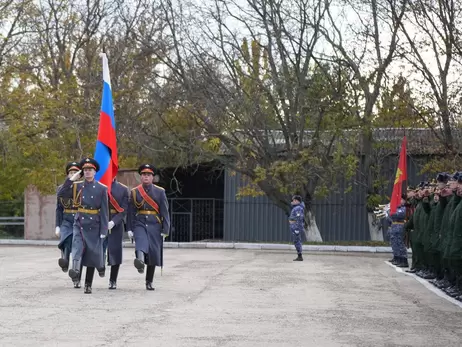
[{"x1": 223, "y1": 156, "x2": 428, "y2": 242}]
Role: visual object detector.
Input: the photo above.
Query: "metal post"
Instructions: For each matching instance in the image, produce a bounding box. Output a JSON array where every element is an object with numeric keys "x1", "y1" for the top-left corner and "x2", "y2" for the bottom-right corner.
[
  {"x1": 189, "y1": 199, "x2": 193, "y2": 242},
  {"x1": 212, "y1": 199, "x2": 215, "y2": 240}
]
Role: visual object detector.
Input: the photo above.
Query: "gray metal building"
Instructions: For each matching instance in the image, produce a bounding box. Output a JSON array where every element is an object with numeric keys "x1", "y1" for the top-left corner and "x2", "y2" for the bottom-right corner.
[{"x1": 222, "y1": 156, "x2": 427, "y2": 242}]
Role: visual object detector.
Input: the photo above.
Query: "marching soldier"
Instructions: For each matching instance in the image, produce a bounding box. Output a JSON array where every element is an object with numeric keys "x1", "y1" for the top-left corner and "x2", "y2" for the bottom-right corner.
[
  {"x1": 57, "y1": 157, "x2": 109, "y2": 294},
  {"x1": 55, "y1": 161, "x2": 82, "y2": 276},
  {"x1": 101, "y1": 177, "x2": 129, "y2": 289},
  {"x1": 127, "y1": 164, "x2": 170, "y2": 291}
]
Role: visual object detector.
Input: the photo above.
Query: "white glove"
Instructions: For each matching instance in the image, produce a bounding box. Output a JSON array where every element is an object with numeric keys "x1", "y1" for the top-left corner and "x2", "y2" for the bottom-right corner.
[
  {"x1": 108, "y1": 221, "x2": 115, "y2": 230},
  {"x1": 70, "y1": 170, "x2": 82, "y2": 181},
  {"x1": 127, "y1": 230, "x2": 134, "y2": 238},
  {"x1": 294, "y1": 230, "x2": 300, "y2": 235},
  {"x1": 55, "y1": 227, "x2": 61, "y2": 237},
  {"x1": 161, "y1": 233, "x2": 167, "y2": 240},
  {"x1": 100, "y1": 234, "x2": 106, "y2": 239}
]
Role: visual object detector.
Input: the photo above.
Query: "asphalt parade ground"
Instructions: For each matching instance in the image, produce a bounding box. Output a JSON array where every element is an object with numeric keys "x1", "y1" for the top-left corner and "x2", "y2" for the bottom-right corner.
[{"x1": 1, "y1": 246, "x2": 462, "y2": 347}]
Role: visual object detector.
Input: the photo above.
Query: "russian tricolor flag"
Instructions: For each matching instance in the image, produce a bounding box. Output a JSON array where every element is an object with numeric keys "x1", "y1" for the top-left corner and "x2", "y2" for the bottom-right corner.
[{"x1": 94, "y1": 53, "x2": 118, "y2": 195}]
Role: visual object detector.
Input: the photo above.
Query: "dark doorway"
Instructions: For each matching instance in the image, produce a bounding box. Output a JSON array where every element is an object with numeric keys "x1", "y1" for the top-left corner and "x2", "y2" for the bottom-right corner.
[{"x1": 158, "y1": 161, "x2": 224, "y2": 242}]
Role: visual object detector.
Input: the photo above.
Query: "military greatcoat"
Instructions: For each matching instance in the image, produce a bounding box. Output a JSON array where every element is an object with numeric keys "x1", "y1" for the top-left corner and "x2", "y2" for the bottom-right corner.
[
  {"x1": 58, "y1": 178, "x2": 109, "y2": 268},
  {"x1": 105, "y1": 180, "x2": 129, "y2": 266},
  {"x1": 55, "y1": 184, "x2": 77, "y2": 250},
  {"x1": 127, "y1": 183, "x2": 170, "y2": 266}
]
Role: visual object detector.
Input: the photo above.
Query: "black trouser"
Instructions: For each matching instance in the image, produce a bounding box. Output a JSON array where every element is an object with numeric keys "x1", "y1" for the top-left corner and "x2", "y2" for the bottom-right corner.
[
  {"x1": 432, "y1": 252, "x2": 442, "y2": 277},
  {"x1": 413, "y1": 242, "x2": 425, "y2": 270},
  {"x1": 78, "y1": 263, "x2": 83, "y2": 281},
  {"x1": 146, "y1": 265, "x2": 155, "y2": 283},
  {"x1": 110, "y1": 264, "x2": 120, "y2": 282},
  {"x1": 85, "y1": 267, "x2": 95, "y2": 286},
  {"x1": 60, "y1": 234, "x2": 72, "y2": 252}
]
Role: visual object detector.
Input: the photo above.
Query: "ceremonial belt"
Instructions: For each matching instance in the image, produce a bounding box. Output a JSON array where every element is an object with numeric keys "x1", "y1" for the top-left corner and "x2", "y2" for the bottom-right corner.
[
  {"x1": 78, "y1": 208, "x2": 100, "y2": 215},
  {"x1": 110, "y1": 209, "x2": 119, "y2": 214},
  {"x1": 64, "y1": 209, "x2": 78, "y2": 214},
  {"x1": 137, "y1": 210, "x2": 158, "y2": 215},
  {"x1": 137, "y1": 209, "x2": 162, "y2": 224},
  {"x1": 392, "y1": 222, "x2": 405, "y2": 225}
]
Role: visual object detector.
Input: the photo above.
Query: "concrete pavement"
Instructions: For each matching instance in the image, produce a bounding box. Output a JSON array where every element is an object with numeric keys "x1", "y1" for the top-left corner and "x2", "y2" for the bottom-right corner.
[{"x1": 0, "y1": 246, "x2": 461, "y2": 347}]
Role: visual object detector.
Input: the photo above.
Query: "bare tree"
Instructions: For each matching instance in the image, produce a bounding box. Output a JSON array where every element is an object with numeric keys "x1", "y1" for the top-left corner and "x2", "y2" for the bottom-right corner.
[
  {"x1": 397, "y1": 0, "x2": 462, "y2": 153},
  {"x1": 315, "y1": 0, "x2": 409, "y2": 240},
  {"x1": 126, "y1": 0, "x2": 368, "y2": 241},
  {"x1": 0, "y1": 0, "x2": 34, "y2": 68}
]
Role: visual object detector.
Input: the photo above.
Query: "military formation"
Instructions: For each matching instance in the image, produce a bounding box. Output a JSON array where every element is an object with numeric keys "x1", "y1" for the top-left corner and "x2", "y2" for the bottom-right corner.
[
  {"x1": 381, "y1": 172, "x2": 462, "y2": 301},
  {"x1": 55, "y1": 158, "x2": 170, "y2": 294}
]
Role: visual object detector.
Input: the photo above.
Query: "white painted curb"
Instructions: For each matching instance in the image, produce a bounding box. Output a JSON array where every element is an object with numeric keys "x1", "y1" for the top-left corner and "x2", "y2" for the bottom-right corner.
[{"x1": 0, "y1": 239, "x2": 406, "y2": 253}]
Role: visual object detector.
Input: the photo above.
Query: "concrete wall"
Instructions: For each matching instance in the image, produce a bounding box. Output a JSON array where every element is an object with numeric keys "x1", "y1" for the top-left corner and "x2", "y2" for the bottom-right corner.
[
  {"x1": 24, "y1": 185, "x2": 57, "y2": 240},
  {"x1": 24, "y1": 170, "x2": 140, "y2": 240}
]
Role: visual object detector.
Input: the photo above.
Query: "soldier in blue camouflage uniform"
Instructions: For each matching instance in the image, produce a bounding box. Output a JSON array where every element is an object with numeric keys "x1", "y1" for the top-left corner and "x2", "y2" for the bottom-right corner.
[
  {"x1": 386, "y1": 195, "x2": 408, "y2": 267},
  {"x1": 288, "y1": 195, "x2": 304, "y2": 262},
  {"x1": 127, "y1": 164, "x2": 170, "y2": 290},
  {"x1": 57, "y1": 157, "x2": 109, "y2": 294},
  {"x1": 55, "y1": 161, "x2": 82, "y2": 275}
]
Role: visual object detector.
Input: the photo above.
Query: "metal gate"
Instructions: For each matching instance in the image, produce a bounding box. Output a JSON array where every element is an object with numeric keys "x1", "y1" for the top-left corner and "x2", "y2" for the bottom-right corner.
[{"x1": 168, "y1": 198, "x2": 223, "y2": 242}]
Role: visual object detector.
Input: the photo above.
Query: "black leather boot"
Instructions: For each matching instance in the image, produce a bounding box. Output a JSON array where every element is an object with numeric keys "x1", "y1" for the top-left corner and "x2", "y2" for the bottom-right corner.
[
  {"x1": 108, "y1": 265, "x2": 120, "y2": 289},
  {"x1": 58, "y1": 247, "x2": 70, "y2": 272},
  {"x1": 73, "y1": 263, "x2": 83, "y2": 288},
  {"x1": 396, "y1": 257, "x2": 409, "y2": 268},
  {"x1": 145, "y1": 265, "x2": 155, "y2": 290},
  {"x1": 134, "y1": 251, "x2": 145, "y2": 274},
  {"x1": 69, "y1": 258, "x2": 81, "y2": 281},
  {"x1": 436, "y1": 271, "x2": 451, "y2": 289},
  {"x1": 293, "y1": 254, "x2": 303, "y2": 261},
  {"x1": 84, "y1": 267, "x2": 95, "y2": 294}
]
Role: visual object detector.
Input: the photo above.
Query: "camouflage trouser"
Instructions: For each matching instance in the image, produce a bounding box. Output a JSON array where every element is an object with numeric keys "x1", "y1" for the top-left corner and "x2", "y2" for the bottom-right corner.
[
  {"x1": 389, "y1": 224, "x2": 407, "y2": 258},
  {"x1": 292, "y1": 231, "x2": 302, "y2": 254}
]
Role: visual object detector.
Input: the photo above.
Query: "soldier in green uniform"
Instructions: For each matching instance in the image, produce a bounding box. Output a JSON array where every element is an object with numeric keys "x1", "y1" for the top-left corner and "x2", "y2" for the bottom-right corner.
[
  {"x1": 444, "y1": 173, "x2": 462, "y2": 298},
  {"x1": 420, "y1": 180, "x2": 438, "y2": 279},
  {"x1": 434, "y1": 173, "x2": 460, "y2": 289},
  {"x1": 405, "y1": 182, "x2": 426, "y2": 274},
  {"x1": 429, "y1": 173, "x2": 452, "y2": 287}
]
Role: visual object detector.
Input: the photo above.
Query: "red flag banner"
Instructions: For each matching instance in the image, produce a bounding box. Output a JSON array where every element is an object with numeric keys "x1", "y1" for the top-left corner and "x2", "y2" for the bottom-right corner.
[{"x1": 389, "y1": 136, "x2": 407, "y2": 215}]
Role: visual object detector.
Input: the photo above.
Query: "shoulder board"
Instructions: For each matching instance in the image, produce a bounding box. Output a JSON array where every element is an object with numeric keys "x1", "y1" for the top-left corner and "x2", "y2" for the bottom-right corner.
[
  {"x1": 118, "y1": 182, "x2": 128, "y2": 188},
  {"x1": 154, "y1": 184, "x2": 165, "y2": 191},
  {"x1": 74, "y1": 180, "x2": 84, "y2": 184},
  {"x1": 97, "y1": 182, "x2": 107, "y2": 188},
  {"x1": 131, "y1": 186, "x2": 138, "y2": 192}
]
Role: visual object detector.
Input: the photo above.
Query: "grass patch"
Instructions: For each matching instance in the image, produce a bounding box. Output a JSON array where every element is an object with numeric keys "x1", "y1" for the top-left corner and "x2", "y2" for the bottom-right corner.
[
  {"x1": 220, "y1": 240, "x2": 390, "y2": 247},
  {"x1": 303, "y1": 241, "x2": 389, "y2": 247},
  {"x1": 0, "y1": 230, "x2": 23, "y2": 239}
]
